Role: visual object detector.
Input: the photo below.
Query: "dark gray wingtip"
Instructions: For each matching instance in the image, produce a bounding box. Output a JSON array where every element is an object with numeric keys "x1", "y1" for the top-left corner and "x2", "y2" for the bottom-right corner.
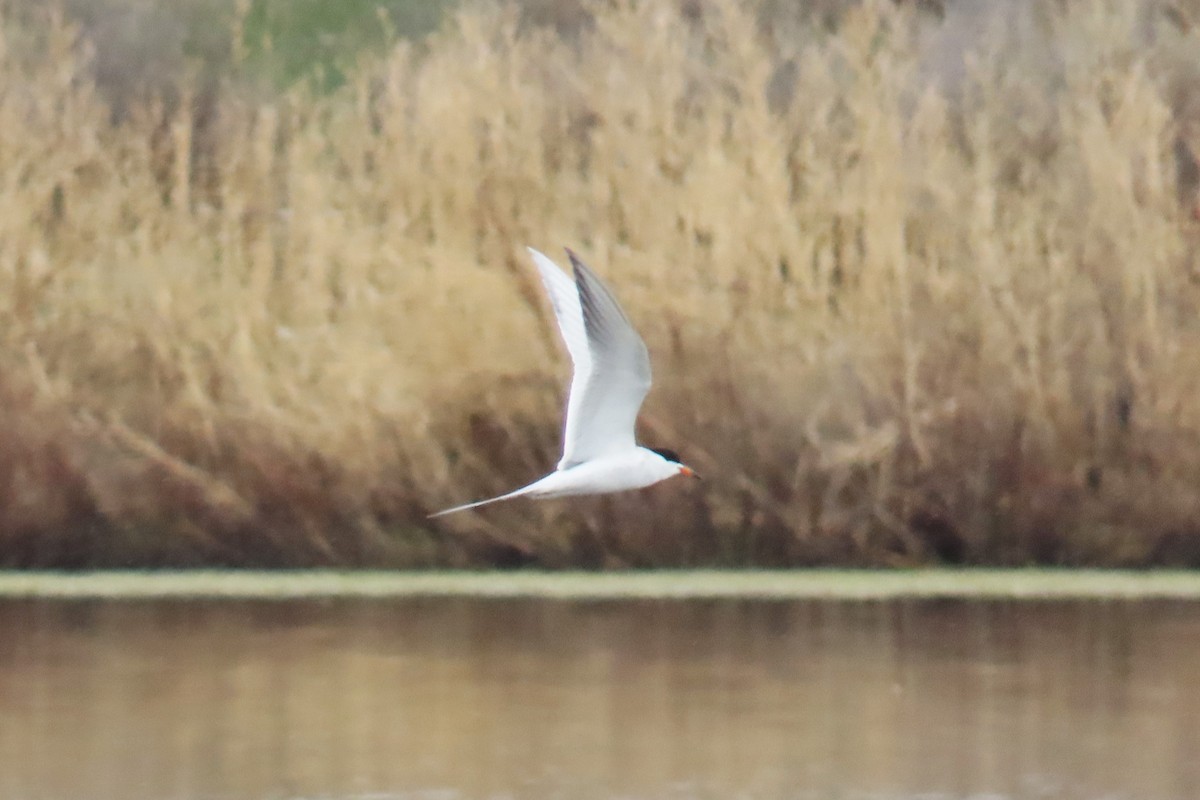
[
  {"x1": 564, "y1": 247, "x2": 585, "y2": 275},
  {"x1": 565, "y1": 248, "x2": 603, "y2": 286}
]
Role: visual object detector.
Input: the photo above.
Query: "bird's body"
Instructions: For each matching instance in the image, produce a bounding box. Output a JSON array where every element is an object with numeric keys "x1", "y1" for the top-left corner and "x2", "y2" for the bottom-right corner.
[
  {"x1": 430, "y1": 449, "x2": 685, "y2": 517},
  {"x1": 430, "y1": 247, "x2": 697, "y2": 518}
]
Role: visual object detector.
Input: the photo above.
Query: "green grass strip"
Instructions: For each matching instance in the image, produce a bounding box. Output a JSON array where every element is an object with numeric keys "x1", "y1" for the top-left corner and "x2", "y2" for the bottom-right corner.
[{"x1": 0, "y1": 569, "x2": 1198, "y2": 600}]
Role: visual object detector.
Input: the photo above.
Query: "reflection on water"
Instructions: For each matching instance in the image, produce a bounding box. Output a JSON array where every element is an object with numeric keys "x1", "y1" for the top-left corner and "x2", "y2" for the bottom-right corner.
[{"x1": 1, "y1": 595, "x2": 1198, "y2": 799}]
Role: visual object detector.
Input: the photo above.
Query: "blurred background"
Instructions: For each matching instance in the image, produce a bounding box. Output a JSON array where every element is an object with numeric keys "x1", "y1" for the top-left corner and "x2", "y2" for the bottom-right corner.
[
  {"x1": 2, "y1": 2, "x2": 1200, "y2": 797},
  {"x1": 0, "y1": 0, "x2": 1197, "y2": 569}
]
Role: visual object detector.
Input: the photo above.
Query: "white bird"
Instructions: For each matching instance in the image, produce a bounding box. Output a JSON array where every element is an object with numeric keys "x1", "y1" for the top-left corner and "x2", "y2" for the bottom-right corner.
[{"x1": 430, "y1": 247, "x2": 698, "y2": 517}]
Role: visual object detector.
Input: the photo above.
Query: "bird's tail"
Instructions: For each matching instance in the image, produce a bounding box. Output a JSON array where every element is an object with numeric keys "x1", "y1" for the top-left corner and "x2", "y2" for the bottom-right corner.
[{"x1": 428, "y1": 486, "x2": 531, "y2": 518}]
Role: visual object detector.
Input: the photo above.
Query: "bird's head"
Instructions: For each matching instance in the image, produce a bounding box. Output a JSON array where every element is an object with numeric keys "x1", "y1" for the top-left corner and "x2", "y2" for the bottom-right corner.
[{"x1": 650, "y1": 447, "x2": 701, "y2": 480}]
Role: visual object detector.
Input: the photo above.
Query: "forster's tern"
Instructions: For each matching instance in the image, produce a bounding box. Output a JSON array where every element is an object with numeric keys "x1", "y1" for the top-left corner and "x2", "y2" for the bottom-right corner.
[{"x1": 430, "y1": 247, "x2": 698, "y2": 517}]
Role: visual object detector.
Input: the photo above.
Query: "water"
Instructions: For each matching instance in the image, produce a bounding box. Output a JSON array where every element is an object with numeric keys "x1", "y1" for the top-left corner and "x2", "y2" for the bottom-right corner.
[{"x1": 1, "y1": 596, "x2": 1198, "y2": 799}]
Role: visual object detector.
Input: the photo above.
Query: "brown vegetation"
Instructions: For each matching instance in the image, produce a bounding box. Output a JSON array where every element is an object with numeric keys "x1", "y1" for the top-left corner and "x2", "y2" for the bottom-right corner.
[{"x1": 2, "y1": 1, "x2": 1200, "y2": 568}]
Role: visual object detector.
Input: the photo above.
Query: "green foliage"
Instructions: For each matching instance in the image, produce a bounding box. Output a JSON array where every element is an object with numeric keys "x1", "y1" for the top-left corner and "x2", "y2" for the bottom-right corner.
[{"x1": 239, "y1": 0, "x2": 458, "y2": 90}]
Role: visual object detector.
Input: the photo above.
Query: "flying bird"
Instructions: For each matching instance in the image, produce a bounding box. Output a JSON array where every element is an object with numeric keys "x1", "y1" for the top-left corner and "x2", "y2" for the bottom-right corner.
[{"x1": 430, "y1": 247, "x2": 698, "y2": 517}]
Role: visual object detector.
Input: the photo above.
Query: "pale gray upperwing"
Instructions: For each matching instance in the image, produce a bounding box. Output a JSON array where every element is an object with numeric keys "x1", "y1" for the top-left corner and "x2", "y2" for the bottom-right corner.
[{"x1": 558, "y1": 248, "x2": 652, "y2": 469}]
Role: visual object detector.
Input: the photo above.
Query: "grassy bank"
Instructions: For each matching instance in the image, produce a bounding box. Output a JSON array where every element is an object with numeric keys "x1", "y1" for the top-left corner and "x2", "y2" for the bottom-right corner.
[{"x1": 1, "y1": 1, "x2": 1200, "y2": 568}]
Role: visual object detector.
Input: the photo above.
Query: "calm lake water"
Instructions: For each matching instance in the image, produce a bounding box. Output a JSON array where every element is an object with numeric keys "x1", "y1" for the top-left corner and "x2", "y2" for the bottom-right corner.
[{"x1": 1, "y1": 596, "x2": 1198, "y2": 800}]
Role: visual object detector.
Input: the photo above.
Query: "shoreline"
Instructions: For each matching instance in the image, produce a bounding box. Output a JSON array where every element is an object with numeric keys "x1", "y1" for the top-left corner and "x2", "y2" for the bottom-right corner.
[{"x1": 2, "y1": 569, "x2": 1199, "y2": 601}]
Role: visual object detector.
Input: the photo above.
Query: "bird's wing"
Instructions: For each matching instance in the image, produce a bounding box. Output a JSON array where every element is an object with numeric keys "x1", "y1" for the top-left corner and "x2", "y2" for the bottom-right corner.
[
  {"x1": 555, "y1": 248, "x2": 652, "y2": 469},
  {"x1": 527, "y1": 247, "x2": 591, "y2": 372}
]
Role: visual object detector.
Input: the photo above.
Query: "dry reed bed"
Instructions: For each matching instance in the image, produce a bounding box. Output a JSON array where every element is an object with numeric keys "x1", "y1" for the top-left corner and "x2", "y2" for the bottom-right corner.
[{"x1": 2, "y1": 1, "x2": 1200, "y2": 568}]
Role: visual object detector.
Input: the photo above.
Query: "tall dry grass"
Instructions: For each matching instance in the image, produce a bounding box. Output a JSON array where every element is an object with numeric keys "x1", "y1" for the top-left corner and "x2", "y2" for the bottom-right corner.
[{"x1": 2, "y1": 0, "x2": 1200, "y2": 567}]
